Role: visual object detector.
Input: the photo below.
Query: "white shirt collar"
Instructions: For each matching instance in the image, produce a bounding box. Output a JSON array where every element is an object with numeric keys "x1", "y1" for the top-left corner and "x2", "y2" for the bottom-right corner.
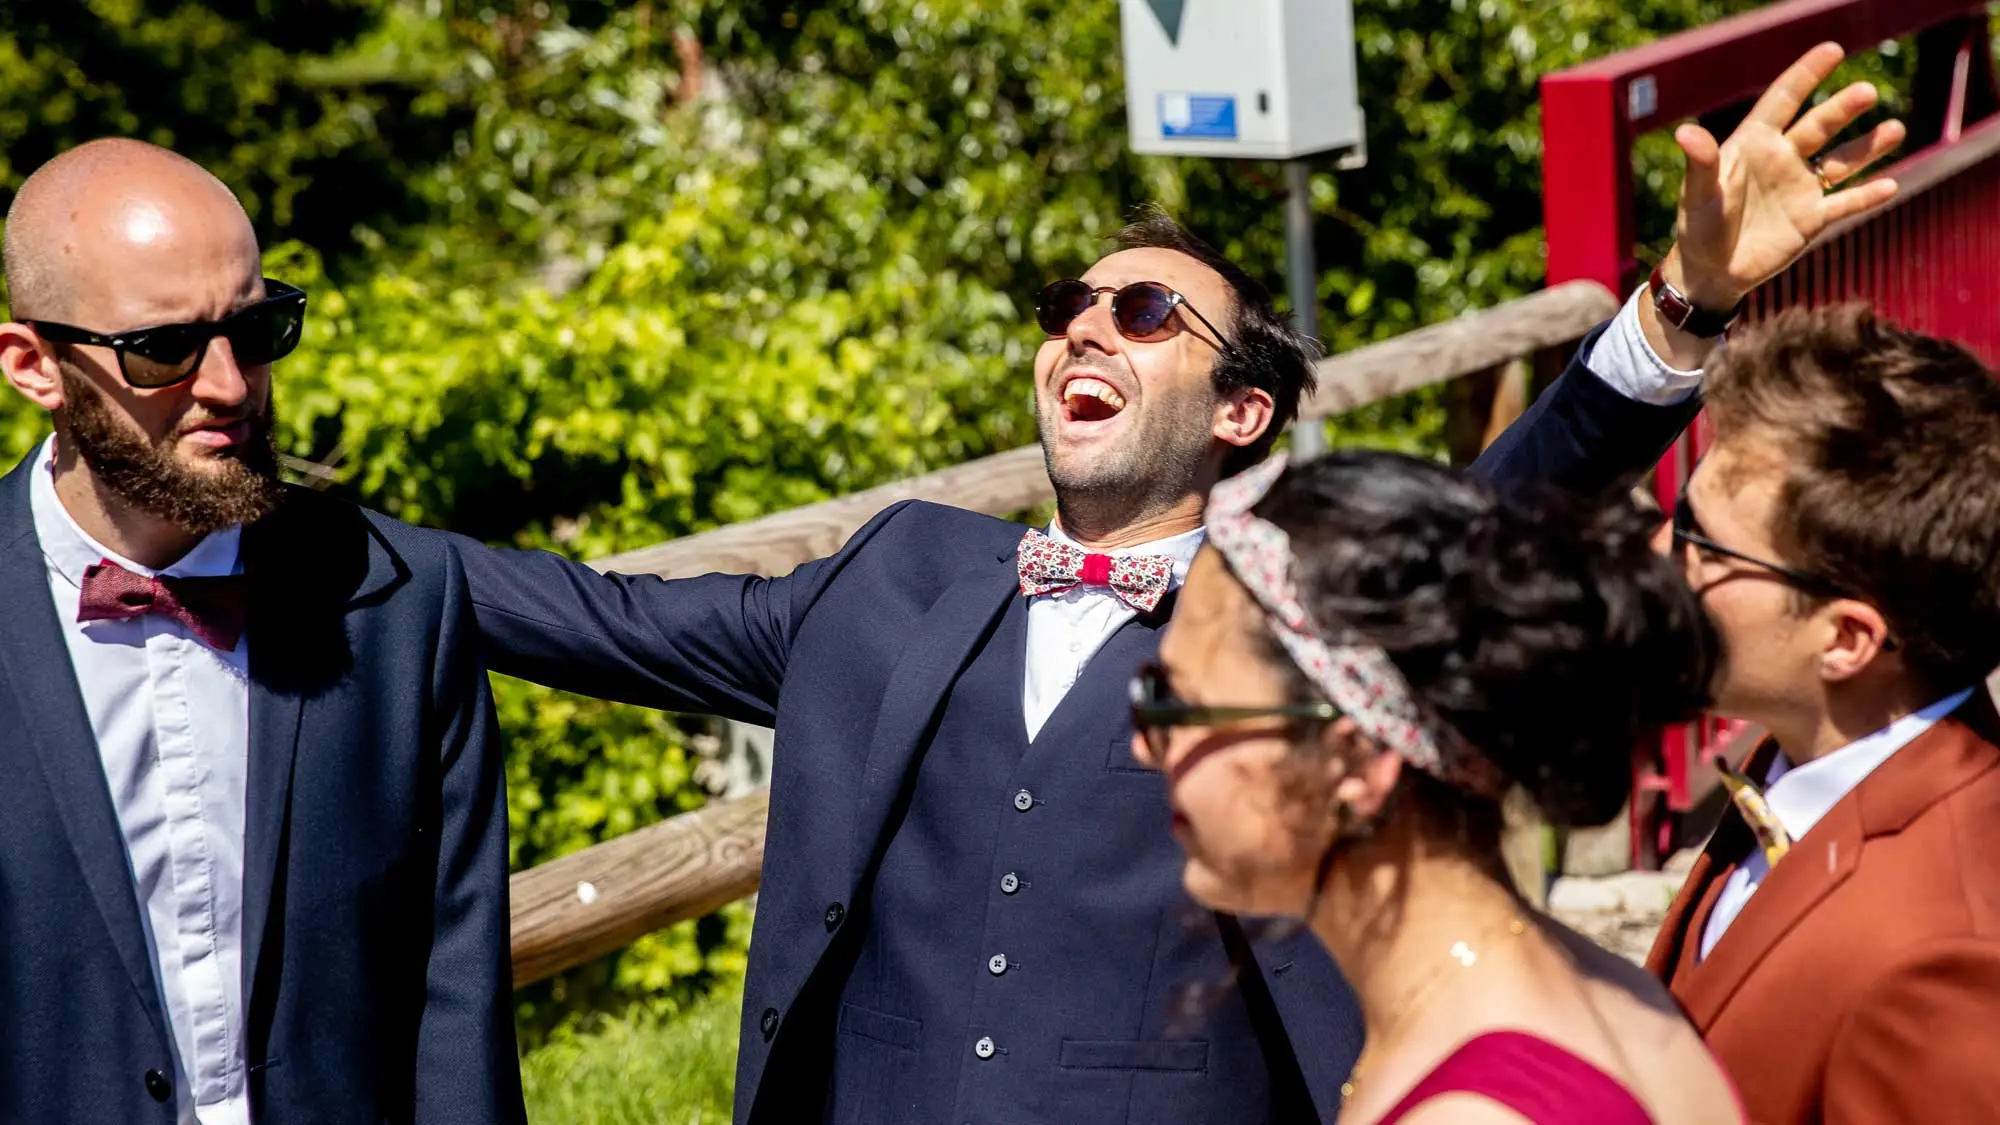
[
  {"x1": 1762, "y1": 687, "x2": 1978, "y2": 841},
  {"x1": 1044, "y1": 521, "x2": 1206, "y2": 589},
  {"x1": 28, "y1": 434, "x2": 243, "y2": 589}
]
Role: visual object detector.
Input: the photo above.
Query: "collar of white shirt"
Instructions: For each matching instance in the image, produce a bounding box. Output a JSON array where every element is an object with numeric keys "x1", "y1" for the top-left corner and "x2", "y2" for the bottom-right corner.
[
  {"x1": 1760, "y1": 687, "x2": 1979, "y2": 842},
  {"x1": 28, "y1": 434, "x2": 244, "y2": 590},
  {"x1": 1040, "y1": 521, "x2": 1206, "y2": 592}
]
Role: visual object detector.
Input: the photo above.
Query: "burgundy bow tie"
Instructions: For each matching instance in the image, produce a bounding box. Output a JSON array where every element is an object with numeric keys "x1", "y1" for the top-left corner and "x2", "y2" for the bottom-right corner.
[
  {"x1": 77, "y1": 560, "x2": 248, "y2": 652},
  {"x1": 1016, "y1": 528, "x2": 1175, "y2": 614}
]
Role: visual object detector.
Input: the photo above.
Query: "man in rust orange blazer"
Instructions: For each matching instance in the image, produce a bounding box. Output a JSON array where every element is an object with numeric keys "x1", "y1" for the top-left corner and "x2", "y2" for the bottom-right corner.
[{"x1": 1641, "y1": 300, "x2": 2000, "y2": 1121}]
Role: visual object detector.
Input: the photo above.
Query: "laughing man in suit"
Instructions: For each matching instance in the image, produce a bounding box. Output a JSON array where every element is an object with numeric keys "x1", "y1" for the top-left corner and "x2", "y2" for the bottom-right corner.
[
  {"x1": 0, "y1": 139, "x2": 523, "y2": 1124},
  {"x1": 445, "y1": 49, "x2": 1895, "y2": 1124}
]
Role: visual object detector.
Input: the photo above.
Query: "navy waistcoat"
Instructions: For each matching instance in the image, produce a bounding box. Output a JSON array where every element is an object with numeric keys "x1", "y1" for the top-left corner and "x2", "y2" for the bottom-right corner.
[{"x1": 828, "y1": 593, "x2": 1293, "y2": 1124}]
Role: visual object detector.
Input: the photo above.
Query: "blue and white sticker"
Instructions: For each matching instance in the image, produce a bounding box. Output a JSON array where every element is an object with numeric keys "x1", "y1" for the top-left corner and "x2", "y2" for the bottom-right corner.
[{"x1": 1159, "y1": 94, "x2": 1237, "y2": 140}]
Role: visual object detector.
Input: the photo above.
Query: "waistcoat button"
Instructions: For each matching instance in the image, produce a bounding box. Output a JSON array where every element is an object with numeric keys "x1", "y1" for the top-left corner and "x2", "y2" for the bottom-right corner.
[
  {"x1": 824, "y1": 902, "x2": 846, "y2": 931},
  {"x1": 144, "y1": 1069, "x2": 172, "y2": 1103},
  {"x1": 1013, "y1": 789, "x2": 1033, "y2": 812},
  {"x1": 999, "y1": 872, "x2": 1020, "y2": 894},
  {"x1": 988, "y1": 953, "x2": 1008, "y2": 976},
  {"x1": 760, "y1": 1007, "x2": 780, "y2": 1040},
  {"x1": 974, "y1": 1036, "x2": 996, "y2": 1059}
]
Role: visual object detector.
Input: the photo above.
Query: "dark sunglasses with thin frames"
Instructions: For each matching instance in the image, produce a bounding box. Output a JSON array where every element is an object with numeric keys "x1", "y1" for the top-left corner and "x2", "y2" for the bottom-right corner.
[
  {"x1": 26, "y1": 278, "x2": 308, "y2": 389},
  {"x1": 1037, "y1": 279, "x2": 1230, "y2": 347},
  {"x1": 1671, "y1": 491, "x2": 1855, "y2": 600},
  {"x1": 1130, "y1": 661, "x2": 1341, "y2": 765}
]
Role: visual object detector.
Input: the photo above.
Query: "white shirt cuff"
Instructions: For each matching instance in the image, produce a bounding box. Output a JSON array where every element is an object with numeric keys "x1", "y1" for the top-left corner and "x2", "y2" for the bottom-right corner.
[{"x1": 1579, "y1": 285, "x2": 1706, "y2": 406}]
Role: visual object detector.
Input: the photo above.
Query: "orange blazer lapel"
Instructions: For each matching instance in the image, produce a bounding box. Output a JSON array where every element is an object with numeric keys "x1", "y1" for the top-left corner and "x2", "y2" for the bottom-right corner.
[{"x1": 1673, "y1": 696, "x2": 2000, "y2": 1029}]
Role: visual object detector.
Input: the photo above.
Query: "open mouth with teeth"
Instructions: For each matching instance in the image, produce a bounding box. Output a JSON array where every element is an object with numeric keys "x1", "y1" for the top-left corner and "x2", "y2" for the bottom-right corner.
[{"x1": 1062, "y1": 375, "x2": 1129, "y2": 423}]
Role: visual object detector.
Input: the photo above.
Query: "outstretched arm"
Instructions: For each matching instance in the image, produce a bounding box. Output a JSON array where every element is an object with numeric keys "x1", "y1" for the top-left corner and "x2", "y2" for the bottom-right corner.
[{"x1": 446, "y1": 501, "x2": 912, "y2": 725}]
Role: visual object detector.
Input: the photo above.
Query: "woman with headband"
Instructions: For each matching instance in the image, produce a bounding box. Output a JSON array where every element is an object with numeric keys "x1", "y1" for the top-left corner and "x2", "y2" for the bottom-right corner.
[{"x1": 1132, "y1": 451, "x2": 1744, "y2": 1125}]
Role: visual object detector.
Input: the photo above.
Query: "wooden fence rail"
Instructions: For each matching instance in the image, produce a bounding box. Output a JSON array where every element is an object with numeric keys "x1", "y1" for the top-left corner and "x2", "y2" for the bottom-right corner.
[{"x1": 508, "y1": 279, "x2": 1620, "y2": 986}]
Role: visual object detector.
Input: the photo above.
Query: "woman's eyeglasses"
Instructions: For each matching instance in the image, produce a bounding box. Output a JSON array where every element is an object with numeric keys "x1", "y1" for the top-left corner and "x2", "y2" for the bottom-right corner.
[
  {"x1": 1671, "y1": 492, "x2": 1854, "y2": 600},
  {"x1": 1036, "y1": 279, "x2": 1229, "y2": 346},
  {"x1": 27, "y1": 278, "x2": 308, "y2": 389},
  {"x1": 1129, "y1": 661, "x2": 1341, "y2": 765}
]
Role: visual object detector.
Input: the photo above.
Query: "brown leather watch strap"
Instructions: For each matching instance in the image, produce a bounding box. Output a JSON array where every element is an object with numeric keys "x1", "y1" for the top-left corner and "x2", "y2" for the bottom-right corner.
[{"x1": 1649, "y1": 262, "x2": 1743, "y2": 339}]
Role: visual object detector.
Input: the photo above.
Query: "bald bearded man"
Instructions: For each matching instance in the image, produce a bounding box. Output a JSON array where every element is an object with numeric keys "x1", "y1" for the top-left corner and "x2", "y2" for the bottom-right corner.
[{"x1": 0, "y1": 140, "x2": 523, "y2": 1124}]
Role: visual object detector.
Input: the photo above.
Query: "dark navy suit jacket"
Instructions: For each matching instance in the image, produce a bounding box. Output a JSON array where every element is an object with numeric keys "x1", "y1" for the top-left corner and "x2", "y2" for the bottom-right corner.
[
  {"x1": 452, "y1": 332, "x2": 1699, "y2": 1124},
  {"x1": 0, "y1": 454, "x2": 524, "y2": 1124}
]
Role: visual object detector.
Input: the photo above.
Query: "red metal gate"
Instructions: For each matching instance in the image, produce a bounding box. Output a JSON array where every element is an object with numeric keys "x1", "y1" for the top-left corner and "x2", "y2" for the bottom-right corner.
[{"x1": 1540, "y1": 0, "x2": 2000, "y2": 867}]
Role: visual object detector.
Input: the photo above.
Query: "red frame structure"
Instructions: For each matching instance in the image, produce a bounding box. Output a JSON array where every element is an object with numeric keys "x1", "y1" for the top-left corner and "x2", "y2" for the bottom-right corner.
[{"x1": 1541, "y1": 0, "x2": 2000, "y2": 867}]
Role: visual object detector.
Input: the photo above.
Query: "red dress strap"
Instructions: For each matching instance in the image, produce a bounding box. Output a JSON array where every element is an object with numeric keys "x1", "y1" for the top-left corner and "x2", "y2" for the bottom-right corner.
[{"x1": 1375, "y1": 1031, "x2": 1655, "y2": 1125}]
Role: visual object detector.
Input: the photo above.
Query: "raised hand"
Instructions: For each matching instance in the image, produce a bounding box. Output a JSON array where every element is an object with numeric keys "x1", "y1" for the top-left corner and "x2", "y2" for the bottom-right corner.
[{"x1": 1668, "y1": 42, "x2": 1906, "y2": 310}]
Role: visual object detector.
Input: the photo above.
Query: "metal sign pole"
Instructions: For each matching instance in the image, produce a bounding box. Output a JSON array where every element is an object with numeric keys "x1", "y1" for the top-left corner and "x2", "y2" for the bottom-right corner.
[{"x1": 1283, "y1": 158, "x2": 1325, "y2": 460}]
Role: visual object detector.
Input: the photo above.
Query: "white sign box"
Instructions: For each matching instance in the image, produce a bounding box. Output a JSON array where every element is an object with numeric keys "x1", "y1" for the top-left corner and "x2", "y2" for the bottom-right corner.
[{"x1": 1120, "y1": 0, "x2": 1365, "y2": 160}]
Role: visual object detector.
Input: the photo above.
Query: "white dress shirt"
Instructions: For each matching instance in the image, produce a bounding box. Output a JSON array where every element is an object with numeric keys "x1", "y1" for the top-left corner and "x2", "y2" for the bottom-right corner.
[
  {"x1": 1022, "y1": 523, "x2": 1205, "y2": 739},
  {"x1": 1699, "y1": 688, "x2": 1977, "y2": 959},
  {"x1": 1018, "y1": 294, "x2": 1697, "y2": 739},
  {"x1": 29, "y1": 436, "x2": 253, "y2": 1125},
  {"x1": 1585, "y1": 284, "x2": 1708, "y2": 406}
]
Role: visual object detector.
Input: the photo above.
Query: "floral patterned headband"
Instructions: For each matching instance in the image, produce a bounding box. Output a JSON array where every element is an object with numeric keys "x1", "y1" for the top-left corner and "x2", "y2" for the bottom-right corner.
[{"x1": 1204, "y1": 453, "x2": 1508, "y2": 798}]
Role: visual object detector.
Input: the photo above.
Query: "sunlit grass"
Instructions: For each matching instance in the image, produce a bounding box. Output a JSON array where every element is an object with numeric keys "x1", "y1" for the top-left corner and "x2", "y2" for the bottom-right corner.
[{"x1": 521, "y1": 984, "x2": 741, "y2": 1124}]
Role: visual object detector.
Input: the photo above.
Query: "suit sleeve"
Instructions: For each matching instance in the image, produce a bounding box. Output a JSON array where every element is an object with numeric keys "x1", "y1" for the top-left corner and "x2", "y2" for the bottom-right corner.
[
  {"x1": 1469, "y1": 321, "x2": 1701, "y2": 500},
  {"x1": 446, "y1": 502, "x2": 913, "y2": 725},
  {"x1": 413, "y1": 546, "x2": 527, "y2": 1125},
  {"x1": 1822, "y1": 938, "x2": 2000, "y2": 1123}
]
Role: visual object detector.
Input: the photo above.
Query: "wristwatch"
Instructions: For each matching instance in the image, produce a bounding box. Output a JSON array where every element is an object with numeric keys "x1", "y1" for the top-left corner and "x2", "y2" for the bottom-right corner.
[{"x1": 1649, "y1": 262, "x2": 1744, "y2": 339}]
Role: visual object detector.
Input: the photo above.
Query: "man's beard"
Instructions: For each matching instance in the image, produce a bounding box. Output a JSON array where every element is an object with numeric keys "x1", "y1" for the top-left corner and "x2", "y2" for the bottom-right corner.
[
  {"x1": 1035, "y1": 376, "x2": 1215, "y2": 533},
  {"x1": 61, "y1": 362, "x2": 284, "y2": 535}
]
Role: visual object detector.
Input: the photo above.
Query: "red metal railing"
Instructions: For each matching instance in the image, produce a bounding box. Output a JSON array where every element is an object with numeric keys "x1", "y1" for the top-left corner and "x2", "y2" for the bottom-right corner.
[{"x1": 1540, "y1": 0, "x2": 2000, "y2": 867}]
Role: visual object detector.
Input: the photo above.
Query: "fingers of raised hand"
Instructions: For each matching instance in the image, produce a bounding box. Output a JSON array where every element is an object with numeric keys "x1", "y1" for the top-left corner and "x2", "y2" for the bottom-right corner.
[
  {"x1": 1811, "y1": 120, "x2": 1908, "y2": 188},
  {"x1": 1786, "y1": 81, "x2": 1884, "y2": 158},
  {"x1": 1746, "y1": 42, "x2": 1847, "y2": 130},
  {"x1": 1820, "y1": 176, "x2": 1900, "y2": 224}
]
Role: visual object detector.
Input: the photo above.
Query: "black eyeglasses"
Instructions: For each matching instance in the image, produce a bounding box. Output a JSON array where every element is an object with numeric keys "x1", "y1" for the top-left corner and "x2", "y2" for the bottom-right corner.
[
  {"x1": 27, "y1": 278, "x2": 308, "y2": 389},
  {"x1": 1130, "y1": 661, "x2": 1341, "y2": 764},
  {"x1": 1036, "y1": 279, "x2": 1229, "y2": 346},
  {"x1": 1672, "y1": 492, "x2": 1854, "y2": 600}
]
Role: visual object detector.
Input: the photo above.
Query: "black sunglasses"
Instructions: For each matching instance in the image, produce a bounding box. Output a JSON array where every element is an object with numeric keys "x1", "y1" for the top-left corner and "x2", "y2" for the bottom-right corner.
[
  {"x1": 1037, "y1": 279, "x2": 1229, "y2": 346},
  {"x1": 28, "y1": 278, "x2": 308, "y2": 389},
  {"x1": 1130, "y1": 661, "x2": 1341, "y2": 764},
  {"x1": 1672, "y1": 492, "x2": 1854, "y2": 600}
]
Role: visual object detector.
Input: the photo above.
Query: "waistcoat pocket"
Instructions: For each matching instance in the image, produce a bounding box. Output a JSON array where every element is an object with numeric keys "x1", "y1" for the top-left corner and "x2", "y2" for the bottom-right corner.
[
  {"x1": 1059, "y1": 1038, "x2": 1209, "y2": 1072},
  {"x1": 837, "y1": 1001, "x2": 921, "y2": 1050}
]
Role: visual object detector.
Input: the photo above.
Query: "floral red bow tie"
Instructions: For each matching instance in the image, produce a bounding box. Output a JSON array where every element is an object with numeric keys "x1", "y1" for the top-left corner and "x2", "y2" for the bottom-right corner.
[
  {"x1": 77, "y1": 559, "x2": 248, "y2": 652},
  {"x1": 1016, "y1": 528, "x2": 1175, "y2": 613}
]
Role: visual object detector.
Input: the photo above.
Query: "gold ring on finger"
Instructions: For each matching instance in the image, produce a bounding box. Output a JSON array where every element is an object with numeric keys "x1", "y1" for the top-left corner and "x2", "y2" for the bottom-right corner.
[{"x1": 1810, "y1": 158, "x2": 1835, "y2": 193}]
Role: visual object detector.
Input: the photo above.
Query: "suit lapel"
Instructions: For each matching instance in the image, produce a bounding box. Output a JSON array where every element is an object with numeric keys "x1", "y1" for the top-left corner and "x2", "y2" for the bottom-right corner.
[
  {"x1": 0, "y1": 457, "x2": 172, "y2": 1044},
  {"x1": 1668, "y1": 711, "x2": 2000, "y2": 1027},
  {"x1": 1675, "y1": 795, "x2": 1861, "y2": 1027},
  {"x1": 236, "y1": 491, "x2": 397, "y2": 1001},
  {"x1": 843, "y1": 551, "x2": 1019, "y2": 892}
]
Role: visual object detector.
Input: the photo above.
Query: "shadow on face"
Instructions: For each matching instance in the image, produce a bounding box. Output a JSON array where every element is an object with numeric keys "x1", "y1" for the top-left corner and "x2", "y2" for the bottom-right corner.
[{"x1": 1144, "y1": 548, "x2": 1346, "y2": 918}]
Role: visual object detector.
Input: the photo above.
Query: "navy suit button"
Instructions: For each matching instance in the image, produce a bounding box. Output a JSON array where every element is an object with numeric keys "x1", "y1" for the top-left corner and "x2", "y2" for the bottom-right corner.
[
  {"x1": 999, "y1": 872, "x2": 1020, "y2": 894},
  {"x1": 974, "y1": 1035, "x2": 996, "y2": 1059},
  {"x1": 1013, "y1": 789, "x2": 1034, "y2": 812},
  {"x1": 824, "y1": 902, "x2": 846, "y2": 931},
  {"x1": 987, "y1": 953, "x2": 1008, "y2": 976},
  {"x1": 144, "y1": 1069, "x2": 172, "y2": 1103},
  {"x1": 760, "y1": 1007, "x2": 780, "y2": 1041}
]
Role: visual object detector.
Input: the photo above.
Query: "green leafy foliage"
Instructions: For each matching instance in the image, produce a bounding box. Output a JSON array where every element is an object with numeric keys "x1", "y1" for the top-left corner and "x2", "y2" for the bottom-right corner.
[{"x1": 0, "y1": 0, "x2": 1945, "y2": 1044}]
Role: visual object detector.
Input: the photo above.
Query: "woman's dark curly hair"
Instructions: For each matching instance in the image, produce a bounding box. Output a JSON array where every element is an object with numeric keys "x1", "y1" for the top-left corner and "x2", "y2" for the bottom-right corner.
[{"x1": 1248, "y1": 450, "x2": 1716, "y2": 832}]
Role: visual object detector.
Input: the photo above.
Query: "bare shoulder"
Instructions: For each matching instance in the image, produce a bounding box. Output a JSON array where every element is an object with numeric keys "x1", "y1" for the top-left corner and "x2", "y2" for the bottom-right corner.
[
  {"x1": 1394, "y1": 1095, "x2": 1533, "y2": 1125},
  {"x1": 1539, "y1": 916, "x2": 1681, "y2": 1014}
]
